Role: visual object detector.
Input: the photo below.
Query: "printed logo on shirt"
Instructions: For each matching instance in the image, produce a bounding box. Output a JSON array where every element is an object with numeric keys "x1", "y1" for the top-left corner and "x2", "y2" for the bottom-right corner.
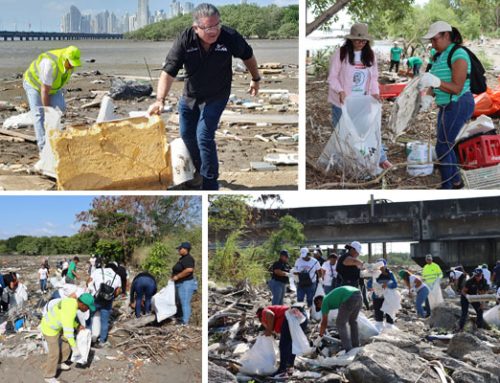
[
  {"x1": 187, "y1": 47, "x2": 199, "y2": 53},
  {"x1": 214, "y1": 44, "x2": 228, "y2": 52}
]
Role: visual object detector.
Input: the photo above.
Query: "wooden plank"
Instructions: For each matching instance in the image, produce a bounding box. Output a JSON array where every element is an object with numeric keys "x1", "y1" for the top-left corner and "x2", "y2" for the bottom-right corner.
[{"x1": 0, "y1": 128, "x2": 37, "y2": 142}]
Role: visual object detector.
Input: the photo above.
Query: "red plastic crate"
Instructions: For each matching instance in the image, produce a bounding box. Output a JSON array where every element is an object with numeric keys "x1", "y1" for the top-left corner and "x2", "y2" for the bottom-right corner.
[
  {"x1": 458, "y1": 135, "x2": 500, "y2": 169},
  {"x1": 379, "y1": 83, "x2": 407, "y2": 99}
]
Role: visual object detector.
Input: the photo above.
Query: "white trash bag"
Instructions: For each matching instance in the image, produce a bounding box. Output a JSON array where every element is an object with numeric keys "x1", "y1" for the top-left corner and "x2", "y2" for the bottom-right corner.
[
  {"x1": 239, "y1": 335, "x2": 278, "y2": 376},
  {"x1": 285, "y1": 309, "x2": 313, "y2": 356},
  {"x1": 288, "y1": 269, "x2": 297, "y2": 293},
  {"x1": 444, "y1": 285, "x2": 456, "y2": 298},
  {"x1": 49, "y1": 277, "x2": 64, "y2": 289},
  {"x1": 91, "y1": 311, "x2": 101, "y2": 341},
  {"x1": 34, "y1": 107, "x2": 63, "y2": 178},
  {"x1": 314, "y1": 281, "x2": 325, "y2": 298},
  {"x1": 326, "y1": 309, "x2": 379, "y2": 341},
  {"x1": 483, "y1": 305, "x2": 500, "y2": 327},
  {"x1": 11, "y1": 283, "x2": 28, "y2": 309},
  {"x1": 317, "y1": 96, "x2": 382, "y2": 178},
  {"x1": 170, "y1": 138, "x2": 195, "y2": 185},
  {"x1": 381, "y1": 288, "x2": 402, "y2": 320},
  {"x1": 427, "y1": 279, "x2": 444, "y2": 309},
  {"x1": 152, "y1": 281, "x2": 177, "y2": 322},
  {"x1": 71, "y1": 329, "x2": 92, "y2": 364}
]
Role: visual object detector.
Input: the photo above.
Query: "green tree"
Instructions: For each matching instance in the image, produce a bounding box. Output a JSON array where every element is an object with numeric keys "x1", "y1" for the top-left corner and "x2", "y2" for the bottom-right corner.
[
  {"x1": 208, "y1": 195, "x2": 252, "y2": 237},
  {"x1": 95, "y1": 239, "x2": 125, "y2": 262}
]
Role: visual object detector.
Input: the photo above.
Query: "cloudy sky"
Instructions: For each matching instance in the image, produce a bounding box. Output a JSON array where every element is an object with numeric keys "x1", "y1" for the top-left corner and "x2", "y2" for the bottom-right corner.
[
  {"x1": 0, "y1": 196, "x2": 94, "y2": 239},
  {"x1": 0, "y1": 0, "x2": 298, "y2": 32}
]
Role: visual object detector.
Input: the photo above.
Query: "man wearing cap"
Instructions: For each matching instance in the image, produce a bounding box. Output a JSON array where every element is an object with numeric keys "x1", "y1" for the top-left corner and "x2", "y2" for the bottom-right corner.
[
  {"x1": 422, "y1": 254, "x2": 443, "y2": 287},
  {"x1": 458, "y1": 268, "x2": 488, "y2": 331},
  {"x1": 40, "y1": 294, "x2": 95, "y2": 383},
  {"x1": 389, "y1": 42, "x2": 403, "y2": 73},
  {"x1": 23, "y1": 46, "x2": 81, "y2": 152},
  {"x1": 172, "y1": 242, "x2": 197, "y2": 324},
  {"x1": 148, "y1": 3, "x2": 261, "y2": 190},
  {"x1": 294, "y1": 247, "x2": 322, "y2": 307},
  {"x1": 268, "y1": 250, "x2": 291, "y2": 305}
]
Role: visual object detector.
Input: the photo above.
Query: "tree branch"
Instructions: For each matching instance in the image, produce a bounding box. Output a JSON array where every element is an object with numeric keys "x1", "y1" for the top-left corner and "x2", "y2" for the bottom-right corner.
[{"x1": 306, "y1": 0, "x2": 353, "y2": 36}]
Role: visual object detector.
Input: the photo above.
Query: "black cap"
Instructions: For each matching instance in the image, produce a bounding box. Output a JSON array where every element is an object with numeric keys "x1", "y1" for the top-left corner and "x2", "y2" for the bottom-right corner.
[
  {"x1": 176, "y1": 241, "x2": 191, "y2": 250},
  {"x1": 279, "y1": 250, "x2": 289, "y2": 257}
]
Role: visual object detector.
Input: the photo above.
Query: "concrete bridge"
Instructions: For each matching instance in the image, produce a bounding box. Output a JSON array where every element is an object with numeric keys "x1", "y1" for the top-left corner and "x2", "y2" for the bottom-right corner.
[
  {"x1": 0, "y1": 31, "x2": 123, "y2": 41},
  {"x1": 247, "y1": 196, "x2": 500, "y2": 270}
]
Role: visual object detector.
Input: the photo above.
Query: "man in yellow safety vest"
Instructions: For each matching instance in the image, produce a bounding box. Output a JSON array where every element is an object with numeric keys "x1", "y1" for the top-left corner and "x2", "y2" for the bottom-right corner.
[
  {"x1": 422, "y1": 254, "x2": 443, "y2": 286},
  {"x1": 40, "y1": 293, "x2": 95, "y2": 383},
  {"x1": 23, "y1": 46, "x2": 81, "y2": 152}
]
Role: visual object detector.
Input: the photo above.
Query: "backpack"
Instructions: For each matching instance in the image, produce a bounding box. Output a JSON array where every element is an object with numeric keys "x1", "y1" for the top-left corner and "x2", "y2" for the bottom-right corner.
[
  {"x1": 297, "y1": 260, "x2": 317, "y2": 288},
  {"x1": 94, "y1": 268, "x2": 117, "y2": 304},
  {"x1": 437, "y1": 45, "x2": 487, "y2": 95}
]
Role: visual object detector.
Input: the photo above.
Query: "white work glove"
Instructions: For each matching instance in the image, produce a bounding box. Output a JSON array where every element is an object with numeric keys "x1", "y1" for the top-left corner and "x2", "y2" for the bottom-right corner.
[
  {"x1": 419, "y1": 73, "x2": 441, "y2": 89},
  {"x1": 420, "y1": 95, "x2": 434, "y2": 112},
  {"x1": 71, "y1": 347, "x2": 82, "y2": 360}
]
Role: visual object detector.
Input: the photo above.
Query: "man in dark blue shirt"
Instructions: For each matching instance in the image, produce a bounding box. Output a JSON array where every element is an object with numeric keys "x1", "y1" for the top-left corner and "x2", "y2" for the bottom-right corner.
[
  {"x1": 149, "y1": 3, "x2": 261, "y2": 190},
  {"x1": 458, "y1": 268, "x2": 489, "y2": 331}
]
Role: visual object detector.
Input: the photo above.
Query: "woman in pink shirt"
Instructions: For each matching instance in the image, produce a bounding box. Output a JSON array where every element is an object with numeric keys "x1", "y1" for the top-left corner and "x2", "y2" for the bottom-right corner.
[{"x1": 328, "y1": 23, "x2": 392, "y2": 170}]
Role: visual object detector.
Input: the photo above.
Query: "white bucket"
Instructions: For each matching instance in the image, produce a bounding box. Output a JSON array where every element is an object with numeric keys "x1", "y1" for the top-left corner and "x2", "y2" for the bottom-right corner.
[{"x1": 407, "y1": 141, "x2": 433, "y2": 176}]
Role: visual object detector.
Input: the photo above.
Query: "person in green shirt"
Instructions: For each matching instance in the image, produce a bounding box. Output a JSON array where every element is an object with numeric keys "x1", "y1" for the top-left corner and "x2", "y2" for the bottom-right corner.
[
  {"x1": 65, "y1": 256, "x2": 80, "y2": 284},
  {"x1": 389, "y1": 42, "x2": 403, "y2": 73},
  {"x1": 317, "y1": 285, "x2": 362, "y2": 351},
  {"x1": 406, "y1": 56, "x2": 423, "y2": 76}
]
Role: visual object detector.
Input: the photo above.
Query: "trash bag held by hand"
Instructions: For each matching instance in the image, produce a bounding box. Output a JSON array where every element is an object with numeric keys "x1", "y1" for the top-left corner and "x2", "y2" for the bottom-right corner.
[
  {"x1": 317, "y1": 96, "x2": 382, "y2": 178},
  {"x1": 239, "y1": 335, "x2": 278, "y2": 376},
  {"x1": 71, "y1": 329, "x2": 91, "y2": 365},
  {"x1": 285, "y1": 309, "x2": 313, "y2": 356},
  {"x1": 427, "y1": 279, "x2": 444, "y2": 309},
  {"x1": 152, "y1": 281, "x2": 177, "y2": 322},
  {"x1": 109, "y1": 78, "x2": 153, "y2": 100}
]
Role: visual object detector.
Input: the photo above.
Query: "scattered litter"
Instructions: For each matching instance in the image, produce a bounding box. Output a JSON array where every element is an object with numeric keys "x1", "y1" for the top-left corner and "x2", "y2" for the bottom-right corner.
[
  {"x1": 109, "y1": 78, "x2": 153, "y2": 100},
  {"x1": 250, "y1": 161, "x2": 277, "y2": 171},
  {"x1": 263, "y1": 153, "x2": 299, "y2": 165}
]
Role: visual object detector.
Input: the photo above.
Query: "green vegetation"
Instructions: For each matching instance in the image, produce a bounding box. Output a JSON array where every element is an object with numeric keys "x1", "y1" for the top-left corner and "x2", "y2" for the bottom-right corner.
[{"x1": 126, "y1": 4, "x2": 298, "y2": 40}]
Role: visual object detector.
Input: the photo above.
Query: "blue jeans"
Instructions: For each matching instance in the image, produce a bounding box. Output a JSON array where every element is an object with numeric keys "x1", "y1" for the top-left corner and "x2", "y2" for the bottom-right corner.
[
  {"x1": 178, "y1": 96, "x2": 228, "y2": 190},
  {"x1": 331, "y1": 104, "x2": 388, "y2": 163},
  {"x1": 297, "y1": 283, "x2": 316, "y2": 307},
  {"x1": 50, "y1": 290, "x2": 61, "y2": 300},
  {"x1": 413, "y1": 64, "x2": 422, "y2": 76},
  {"x1": 175, "y1": 279, "x2": 198, "y2": 324},
  {"x1": 134, "y1": 276, "x2": 156, "y2": 318},
  {"x1": 268, "y1": 279, "x2": 287, "y2": 305},
  {"x1": 436, "y1": 92, "x2": 475, "y2": 188},
  {"x1": 415, "y1": 286, "x2": 430, "y2": 318},
  {"x1": 23, "y1": 81, "x2": 66, "y2": 151},
  {"x1": 92, "y1": 300, "x2": 113, "y2": 343},
  {"x1": 40, "y1": 279, "x2": 47, "y2": 292}
]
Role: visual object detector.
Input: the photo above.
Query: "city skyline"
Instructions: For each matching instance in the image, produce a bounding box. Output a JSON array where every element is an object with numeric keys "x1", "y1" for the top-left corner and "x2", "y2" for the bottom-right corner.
[{"x1": 0, "y1": 0, "x2": 297, "y2": 32}]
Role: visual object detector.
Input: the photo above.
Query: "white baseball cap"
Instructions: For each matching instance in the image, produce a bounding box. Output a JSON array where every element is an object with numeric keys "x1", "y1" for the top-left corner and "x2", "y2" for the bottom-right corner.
[
  {"x1": 423, "y1": 21, "x2": 452, "y2": 39},
  {"x1": 300, "y1": 247, "x2": 309, "y2": 258},
  {"x1": 348, "y1": 241, "x2": 362, "y2": 254}
]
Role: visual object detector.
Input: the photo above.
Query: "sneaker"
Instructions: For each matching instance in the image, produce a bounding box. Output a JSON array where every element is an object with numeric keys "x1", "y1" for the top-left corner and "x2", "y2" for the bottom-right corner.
[
  {"x1": 45, "y1": 378, "x2": 60, "y2": 383},
  {"x1": 58, "y1": 363, "x2": 71, "y2": 371}
]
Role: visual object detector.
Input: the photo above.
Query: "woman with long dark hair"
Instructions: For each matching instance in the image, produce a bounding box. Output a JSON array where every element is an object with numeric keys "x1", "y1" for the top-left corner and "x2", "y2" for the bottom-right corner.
[
  {"x1": 328, "y1": 23, "x2": 392, "y2": 170},
  {"x1": 419, "y1": 21, "x2": 475, "y2": 189}
]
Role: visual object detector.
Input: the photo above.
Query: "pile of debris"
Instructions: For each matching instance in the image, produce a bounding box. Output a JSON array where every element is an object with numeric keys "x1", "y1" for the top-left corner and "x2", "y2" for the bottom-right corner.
[{"x1": 208, "y1": 279, "x2": 500, "y2": 382}]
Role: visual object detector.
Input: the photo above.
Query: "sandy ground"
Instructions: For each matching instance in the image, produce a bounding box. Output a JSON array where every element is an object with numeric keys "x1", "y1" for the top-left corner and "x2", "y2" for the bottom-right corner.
[
  {"x1": 0, "y1": 255, "x2": 202, "y2": 383},
  {"x1": 0, "y1": 61, "x2": 298, "y2": 191},
  {"x1": 306, "y1": 39, "x2": 500, "y2": 189}
]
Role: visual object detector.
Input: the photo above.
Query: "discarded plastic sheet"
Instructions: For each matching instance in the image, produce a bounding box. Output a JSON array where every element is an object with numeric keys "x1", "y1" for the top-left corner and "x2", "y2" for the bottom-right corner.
[
  {"x1": 263, "y1": 153, "x2": 299, "y2": 165},
  {"x1": 455, "y1": 115, "x2": 496, "y2": 143},
  {"x1": 152, "y1": 281, "x2": 177, "y2": 322},
  {"x1": 483, "y1": 305, "x2": 500, "y2": 326},
  {"x1": 285, "y1": 310, "x2": 313, "y2": 356},
  {"x1": 51, "y1": 115, "x2": 172, "y2": 190},
  {"x1": 317, "y1": 95, "x2": 382, "y2": 178},
  {"x1": 233, "y1": 342, "x2": 250, "y2": 356},
  {"x1": 71, "y1": 329, "x2": 92, "y2": 364},
  {"x1": 2, "y1": 112, "x2": 34, "y2": 129},
  {"x1": 96, "y1": 95, "x2": 116, "y2": 123},
  {"x1": 170, "y1": 138, "x2": 195, "y2": 185},
  {"x1": 34, "y1": 107, "x2": 64, "y2": 178},
  {"x1": 239, "y1": 335, "x2": 278, "y2": 376},
  {"x1": 387, "y1": 76, "x2": 422, "y2": 142},
  {"x1": 300, "y1": 347, "x2": 361, "y2": 367}
]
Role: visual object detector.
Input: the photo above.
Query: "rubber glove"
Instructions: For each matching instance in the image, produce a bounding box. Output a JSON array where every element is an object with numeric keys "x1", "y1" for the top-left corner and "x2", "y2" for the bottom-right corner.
[
  {"x1": 419, "y1": 73, "x2": 441, "y2": 89},
  {"x1": 420, "y1": 95, "x2": 434, "y2": 112}
]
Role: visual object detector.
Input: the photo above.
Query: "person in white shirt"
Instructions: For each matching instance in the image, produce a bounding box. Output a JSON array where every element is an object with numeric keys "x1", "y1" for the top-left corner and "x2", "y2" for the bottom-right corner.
[
  {"x1": 88, "y1": 256, "x2": 97, "y2": 276},
  {"x1": 294, "y1": 247, "x2": 322, "y2": 307},
  {"x1": 399, "y1": 269, "x2": 430, "y2": 318},
  {"x1": 321, "y1": 253, "x2": 338, "y2": 294},
  {"x1": 38, "y1": 264, "x2": 49, "y2": 293},
  {"x1": 87, "y1": 267, "x2": 122, "y2": 347}
]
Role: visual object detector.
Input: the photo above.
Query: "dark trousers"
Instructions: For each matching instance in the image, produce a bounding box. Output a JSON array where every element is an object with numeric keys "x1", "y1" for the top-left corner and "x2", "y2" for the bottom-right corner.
[
  {"x1": 359, "y1": 279, "x2": 370, "y2": 310},
  {"x1": 373, "y1": 297, "x2": 393, "y2": 323},
  {"x1": 389, "y1": 60, "x2": 400, "y2": 73},
  {"x1": 459, "y1": 295, "x2": 484, "y2": 329},
  {"x1": 278, "y1": 311, "x2": 308, "y2": 373},
  {"x1": 337, "y1": 292, "x2": 362, "y2": 351},
  {"x1": 178, "y1": 96, "x2": 228, "y2": 190}
]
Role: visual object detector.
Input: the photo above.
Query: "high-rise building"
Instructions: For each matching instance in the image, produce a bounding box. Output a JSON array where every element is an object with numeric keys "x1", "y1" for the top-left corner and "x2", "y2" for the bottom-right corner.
[
  {"x1": 170, "y1": 0, "x2": 183, "y2": 18},
  {"x1": 122, "y1": 13, "x2": 130, "y2": 33},
  {"x1": 129, "y1": 14, "x2": 138, "y2": 32},
  {"x1": 183, "y1": 2, "x2": 194, "y2": 15},
  {"x1": 69, "y1": 5, "x2": 82, "y2": 32},
  {"x1": 138, "y1": 0, "x2": 150, "y2": 29},
  {"x1": 81, "y1": 15, "x2": 91, "y2": 33}
]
